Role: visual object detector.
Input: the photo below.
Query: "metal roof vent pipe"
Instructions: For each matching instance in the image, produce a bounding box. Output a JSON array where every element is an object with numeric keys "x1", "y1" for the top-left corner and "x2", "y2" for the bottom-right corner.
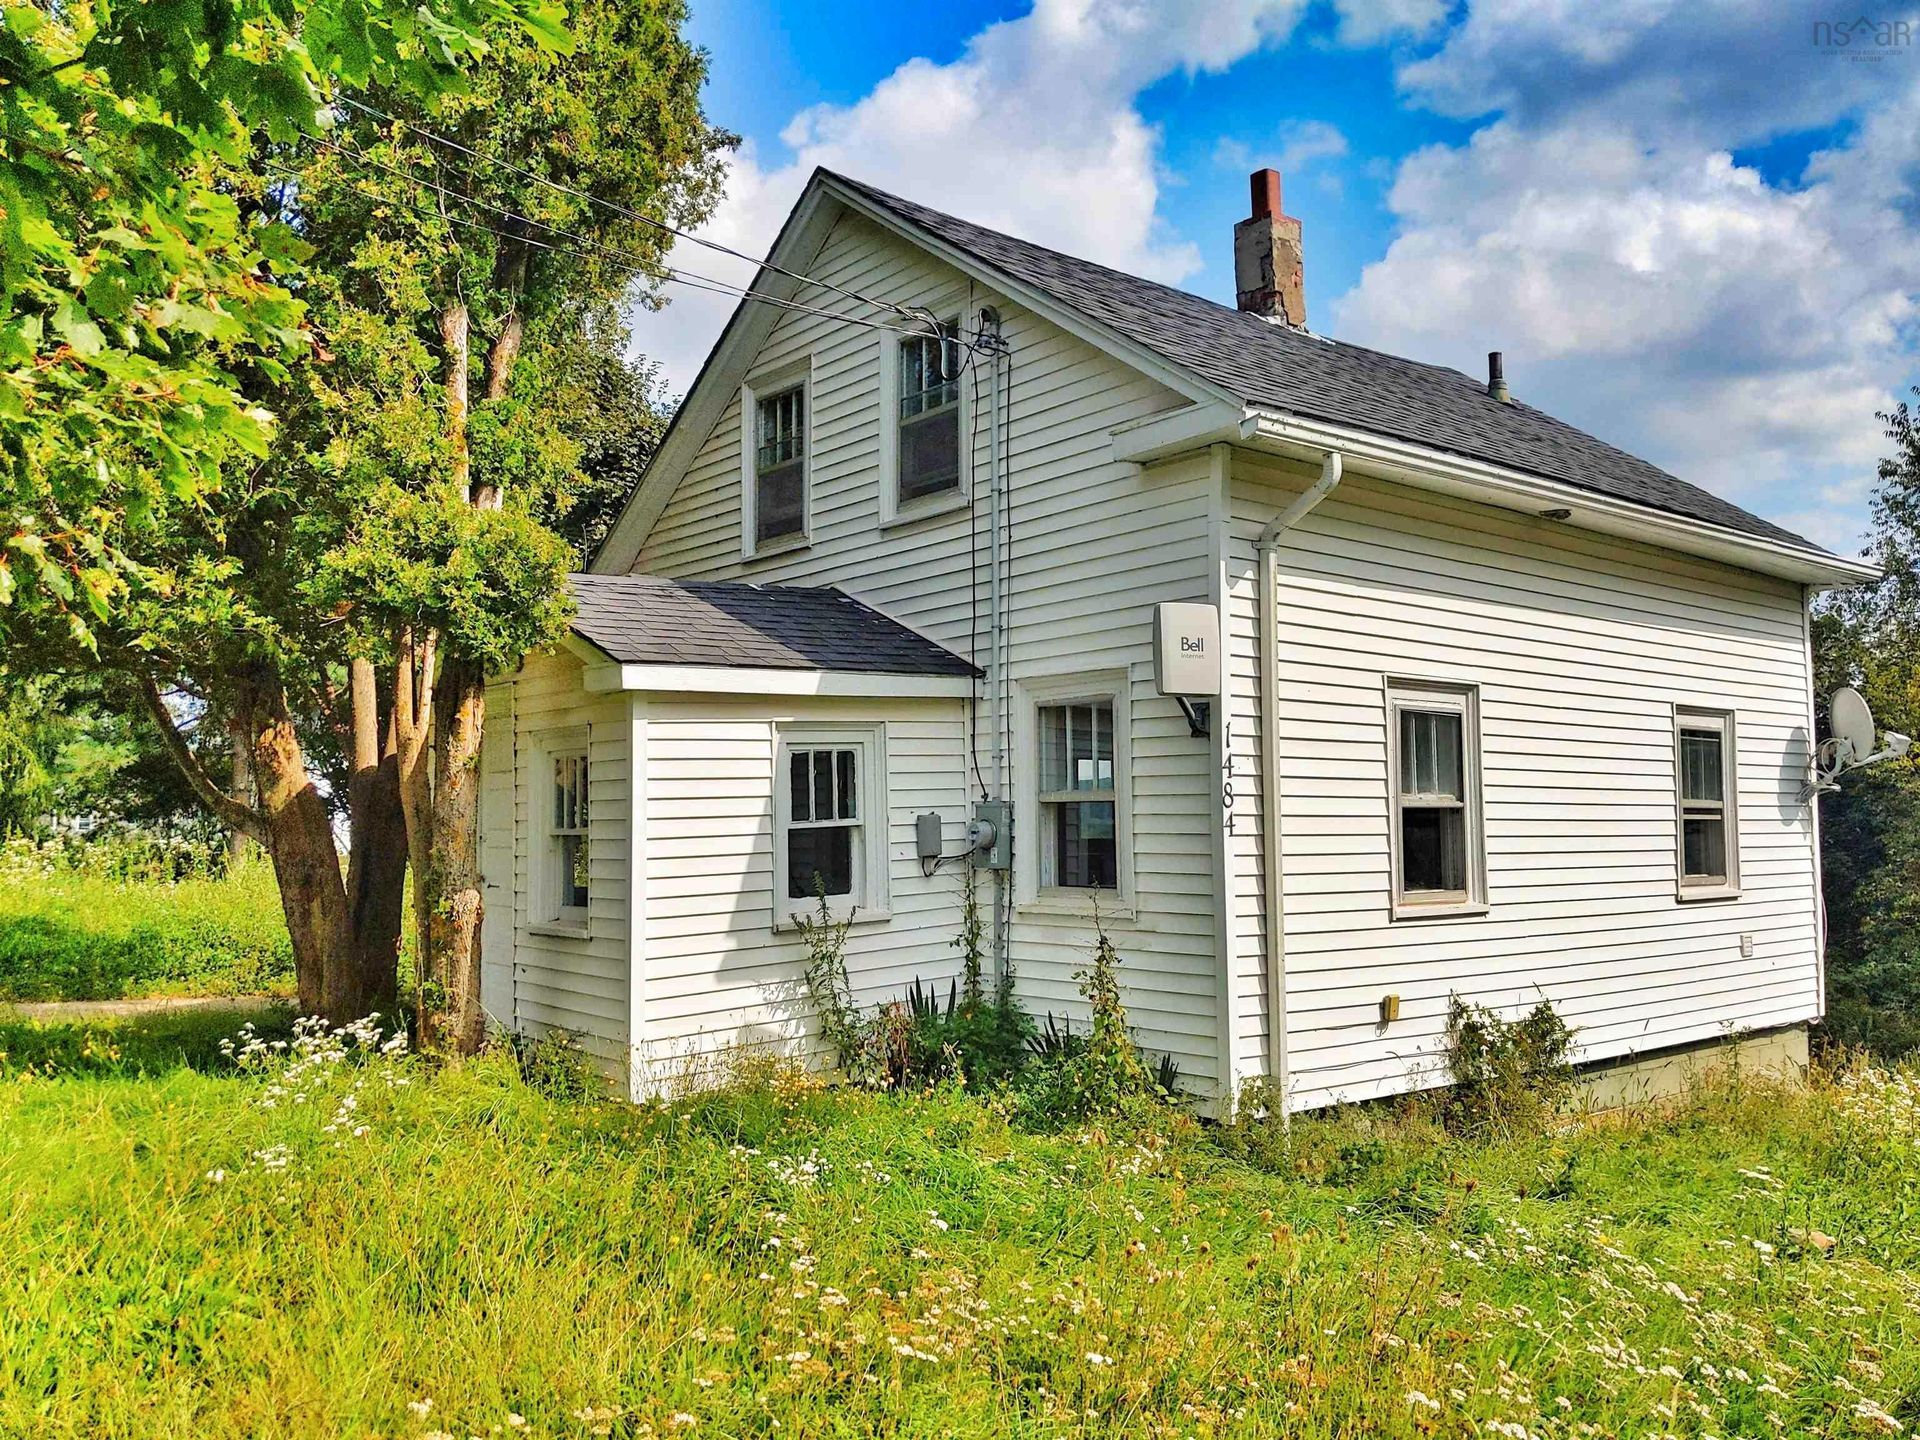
[{"x1": 1487, "y1": 350, "x2": 1511, "y2": 404}]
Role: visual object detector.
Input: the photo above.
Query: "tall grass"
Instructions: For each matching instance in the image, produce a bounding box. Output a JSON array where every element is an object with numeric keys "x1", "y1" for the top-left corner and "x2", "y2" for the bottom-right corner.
[
  {"x1": 3, "y1": 1013, "x2": 1919, "y2": 1438},
  {"x1": 0, "y1": 855, "x2": 293, "y2": 1001}
]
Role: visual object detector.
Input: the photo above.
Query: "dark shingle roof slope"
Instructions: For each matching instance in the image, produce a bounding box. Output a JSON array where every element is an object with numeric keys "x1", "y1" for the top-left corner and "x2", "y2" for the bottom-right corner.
[
  {"x1": 568, "y1": 573, "x2": 979, "y2": 677},
  {"x1": 829, "y1": 172, "x2": 1820, "y2": 552}
]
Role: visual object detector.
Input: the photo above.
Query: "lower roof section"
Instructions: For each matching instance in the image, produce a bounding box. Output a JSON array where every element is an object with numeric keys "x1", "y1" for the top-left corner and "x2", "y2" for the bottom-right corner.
[{"x1": 567, "y1": 573, "x2": 981, "y2": 679}]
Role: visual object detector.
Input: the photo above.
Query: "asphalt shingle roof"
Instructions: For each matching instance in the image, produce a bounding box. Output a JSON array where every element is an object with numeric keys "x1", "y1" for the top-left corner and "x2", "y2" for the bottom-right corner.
[
  {"x1": 830, "y1": 172, "x2": 1821, "y2": 553},
  {"x1": 568, "y1": 573, "x2": 979, "y2": 677}
]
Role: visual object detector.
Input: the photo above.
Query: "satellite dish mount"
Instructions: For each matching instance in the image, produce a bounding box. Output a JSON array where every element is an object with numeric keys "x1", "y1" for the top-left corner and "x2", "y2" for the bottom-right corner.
[{"x1": 1803, "y1": 686, "x2": 1912, "y2": 801}]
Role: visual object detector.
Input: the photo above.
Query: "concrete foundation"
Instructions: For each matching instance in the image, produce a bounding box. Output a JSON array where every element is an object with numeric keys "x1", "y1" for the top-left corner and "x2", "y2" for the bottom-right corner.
[{"x1": 1575, "y1": 1024, "x2": 1810, "y2": 1112}]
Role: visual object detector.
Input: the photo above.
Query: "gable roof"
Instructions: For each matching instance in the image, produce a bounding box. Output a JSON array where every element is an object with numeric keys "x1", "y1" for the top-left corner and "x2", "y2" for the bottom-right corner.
[
  {"x1": 828, "y1": 173, "x2": 1812, "y2": 551},
  {"x1": 567, "y1": 573, "x2": 979, "y2": 677}
]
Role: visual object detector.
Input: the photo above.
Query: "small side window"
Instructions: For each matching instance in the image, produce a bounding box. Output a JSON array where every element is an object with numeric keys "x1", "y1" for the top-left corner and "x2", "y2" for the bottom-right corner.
[
  {"x1": 774, "y1": 725, "x2": 890, "y2": 926},
  {"x1": 1386, "y1": 679, "x2": 1485, "y2": 918},
  {"x1": 1037, "y1": 698, "x2": 1119, "y2": 891},
  {"x1": 1675, "y1": 707, "x2": 1739, "y2": 898},
  {"x1": 547, "y1": 745, "x2": 590, "y2": 928}
]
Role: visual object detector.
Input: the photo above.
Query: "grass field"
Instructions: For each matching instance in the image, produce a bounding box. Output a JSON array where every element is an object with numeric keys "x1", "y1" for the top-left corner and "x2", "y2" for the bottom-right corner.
[
  {"x1": 0, "y1": 859, "x2": 294, "y2": 1002},
  {"x1": 4, "y1": 1008, "x2": 1920, "y2": 1439}
]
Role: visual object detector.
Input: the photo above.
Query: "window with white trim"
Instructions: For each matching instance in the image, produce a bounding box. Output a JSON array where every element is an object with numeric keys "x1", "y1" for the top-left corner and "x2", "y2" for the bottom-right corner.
[
  {"x1": 1386, "y1": 680, "x2": 1484, "y2": 916},
  {"x1": 775, "y1": 725, "x2": 889, "y2": 925},
  {"x1": 753, "y1": 383, "x2": 806, "y2": 546},
  {"x1": 897, "y1": 321, "x2": 962, "y2": 503},
  {"x1": 1675, "y1": 707, "x2": 1739, "y2": 897},
  {"x1": 1038, "y1": 698, "x2": 1119, "y2": 890},
  {"x1": 546, "y1": 743, "x2": 590, "y2": 928}
]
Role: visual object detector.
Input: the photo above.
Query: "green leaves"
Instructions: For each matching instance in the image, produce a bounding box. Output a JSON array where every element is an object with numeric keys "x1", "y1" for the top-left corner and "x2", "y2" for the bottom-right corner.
[{"x1": 0, "y1": 0, "x2": 576, "y2": 646}]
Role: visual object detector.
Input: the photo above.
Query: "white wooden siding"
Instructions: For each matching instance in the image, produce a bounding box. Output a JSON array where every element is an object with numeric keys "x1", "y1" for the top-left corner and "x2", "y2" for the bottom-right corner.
[
  {"x1": 479, "y1": 649, "x2": 633, "y2": 1068},
  {"x1": 635, "y1": 695, "x2": 969, "y2": 1087},
  {"x1": 633, "y1": 211, "x2": 1224, "y2": 1090},
  {"x1": 1231, "y1": 452, "x2": 1819, "y2": 1111}
]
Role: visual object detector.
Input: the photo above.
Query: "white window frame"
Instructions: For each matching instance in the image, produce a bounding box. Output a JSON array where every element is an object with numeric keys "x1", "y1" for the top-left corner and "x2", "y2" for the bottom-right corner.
[
  {"x1": 1384, "y1": 678, "x2": 1486, "y2": 920},
  {"x1": 773, "y1": 722, "x2": 891, "y2": 928},
  {"x1": 1673, "y1": 705, "x2": 1740, "y2": 901},
  {"x1": 878, "y1": 318, "x2": 970, "y2": 527},
  {"x1": 1014, "y1": 670, "x2": 1133, "y2": 915},
  {"x1": 739, "y1": 359, "x2": 812, "y2": 559},
  {"x1": 534, "y1": 726, "x2": 592, "y2": 936}
]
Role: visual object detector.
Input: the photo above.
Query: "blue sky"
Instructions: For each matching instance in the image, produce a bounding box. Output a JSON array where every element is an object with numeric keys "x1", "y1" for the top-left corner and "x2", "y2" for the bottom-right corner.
[{"x1": 631, "y1": 0, "x2": 1920, "y2": 554}]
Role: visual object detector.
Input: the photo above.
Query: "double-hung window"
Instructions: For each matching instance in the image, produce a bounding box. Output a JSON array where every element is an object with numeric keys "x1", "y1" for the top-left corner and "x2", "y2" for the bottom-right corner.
[
  {"x1": 753, "y1": 383, "x2": 807, "y2": 546},
  {"x1": 546, "y1": 742, "x2": 590, "y2": 929},
  {"x1": 775, "y1": 725, "x2": 889, "y2": 925},
  {"x1": 1386, "y1": 680, "x2": 1484, "y2": 917},
  {"x1": 897, "y1": 322, "x2": 962, "y2": 503},
  {"x1": 1675, "y1": 707, "x2": 1739, "y2": 898},
  {"x1": 1038, "y1": 699, "x2": 1118, "y2": 890}
]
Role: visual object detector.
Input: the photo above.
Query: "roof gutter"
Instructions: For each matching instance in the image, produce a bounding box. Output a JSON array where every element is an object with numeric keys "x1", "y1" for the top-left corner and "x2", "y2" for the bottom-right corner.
[{"x1": 1114, "y1": 403, "x2": 1876, "y2": 589}]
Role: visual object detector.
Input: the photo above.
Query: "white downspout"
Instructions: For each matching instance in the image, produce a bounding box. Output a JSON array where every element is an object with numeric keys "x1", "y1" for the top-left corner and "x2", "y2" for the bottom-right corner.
[
  {"x1": 985, "y1": 311, "x2": 1010, "y2": 985},
  {"x1": 1255, "y1": 449, "x2": 1342, "y2": 1106}
]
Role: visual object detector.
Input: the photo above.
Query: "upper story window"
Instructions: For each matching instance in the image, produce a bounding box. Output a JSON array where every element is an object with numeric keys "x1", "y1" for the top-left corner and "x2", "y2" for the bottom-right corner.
[
  {"x1": 1386, "y1": 679, "x2": 1485, "y2": 918},
  {"x1": 897, "y1": 323, "x2": 962, "y2": 503},
  {"x1": 754, "y1": 383, "x2": 806, "y2": 546},
  {"x1": 1675, "y1": 707, "x2": 1739, "y2": 899}
]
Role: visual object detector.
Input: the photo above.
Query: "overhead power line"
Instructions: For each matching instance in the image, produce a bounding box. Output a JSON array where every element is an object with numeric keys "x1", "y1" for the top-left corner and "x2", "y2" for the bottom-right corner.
[
  {"x1": 328, "y1": 94, "x2": 923, "y2": 328},
  {"x1": 269, "y1": 142, "x2": 962, "y2": 346}
]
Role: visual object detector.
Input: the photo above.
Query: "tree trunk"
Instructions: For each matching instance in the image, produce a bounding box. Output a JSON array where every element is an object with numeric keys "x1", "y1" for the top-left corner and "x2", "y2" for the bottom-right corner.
[
  {"x1": 423, "y1": 655, "x2": 488, "y2": 1054},
  {"x1": 441, "y1": 300, "x2": 472, "y2": 500},
  {"x1": 238, "y1": 670, "x2": 361, "y2": 1019},
  {"x1": 342, "y1": 657, "x2": 407, "y2": 1019},
  {"x1": 227, "y1": 712, "x2": 254, "y2": 870}
]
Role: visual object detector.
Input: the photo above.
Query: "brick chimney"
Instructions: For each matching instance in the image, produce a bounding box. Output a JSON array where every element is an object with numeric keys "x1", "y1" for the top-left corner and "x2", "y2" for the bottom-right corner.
[{"x1": 1234, "y1": 168, "x2": 1305, "y2": 327}]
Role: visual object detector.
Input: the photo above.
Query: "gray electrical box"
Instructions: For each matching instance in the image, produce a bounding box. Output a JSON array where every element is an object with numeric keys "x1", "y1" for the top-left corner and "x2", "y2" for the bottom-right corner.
[
  {"x1": 972, "y1": 799, "x2": 1012, "y2": 870},
  {"x1": 915, "y1": 812, "x2": 944, "y2": 863}
]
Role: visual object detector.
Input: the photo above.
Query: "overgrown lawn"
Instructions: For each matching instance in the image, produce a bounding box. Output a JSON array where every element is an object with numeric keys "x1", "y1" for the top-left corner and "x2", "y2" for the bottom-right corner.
[
  {"x1": 4, "y1": 1016, "x2": 1920, "y2": 1437},
  {"x1": 0, "y1": 859, "x2": 292, "y2": 1001}
]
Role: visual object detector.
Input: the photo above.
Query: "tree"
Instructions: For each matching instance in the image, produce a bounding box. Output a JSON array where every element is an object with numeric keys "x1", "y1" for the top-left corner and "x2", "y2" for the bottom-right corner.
[
  {"x1": 289, "y1": 0, "x2": 726, "y2": 1049},
  {"x1": 1814, "y1": 388, "x2": 1920, "y2": 1054},
  {"x1": 0, "y1": 0, "x2": 571, "y2": 1016}
]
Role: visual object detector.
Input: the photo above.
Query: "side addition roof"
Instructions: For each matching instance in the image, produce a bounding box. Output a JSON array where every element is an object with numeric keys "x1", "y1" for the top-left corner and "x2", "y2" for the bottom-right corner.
[{"x1": 567, "y1": 573, "x2": 979, "y2": 678}]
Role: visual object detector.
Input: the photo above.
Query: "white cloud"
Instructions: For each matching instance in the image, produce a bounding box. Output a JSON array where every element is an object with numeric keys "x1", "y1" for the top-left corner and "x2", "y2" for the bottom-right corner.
[
  {"x1": 630, "y1": 0, "x2": 1435, "y2": 394},
  {"x1": 1331, "y1": 3, "x2": 1920, "y2": 547},
  {"x1": 1215, "y1": 118, "x2": 1349, "y2": 179}
]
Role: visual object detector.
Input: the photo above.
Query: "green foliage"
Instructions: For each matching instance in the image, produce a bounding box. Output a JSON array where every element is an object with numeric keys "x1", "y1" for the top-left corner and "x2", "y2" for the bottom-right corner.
[
  {"x1": 1442, "y1": 994, "x2": 1576, "y2": 1136},
  {"x1": 1013, "y1": 919, "x2": 1168, "y2": 1127},
  {"x1": 6, "y1": 1018, "x2": 1920, "y2": 1435},
  {"x1": 0, "y1": 0, "x2": 570, "y2": 644},
  {"x1": 1815, "y1": 390, "x2": 1920, "y2": 1057},
  {"x1": 0, "y1": 845, "x2": 292, "y2": 1000}
]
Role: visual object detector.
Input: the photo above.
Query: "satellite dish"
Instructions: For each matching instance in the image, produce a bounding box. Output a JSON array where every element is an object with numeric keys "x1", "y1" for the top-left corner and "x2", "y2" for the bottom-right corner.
[{"x1": 1832, "y1": 687, "x2": 1876, "y2": 765}]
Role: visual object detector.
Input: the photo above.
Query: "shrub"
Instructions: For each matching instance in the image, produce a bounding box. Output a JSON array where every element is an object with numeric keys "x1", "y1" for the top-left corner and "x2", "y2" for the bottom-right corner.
[
  {"x1": 799, "y1": 888, "x2": 1033, "y2": 1091},
  {"x1": 1443, "y1": 994, "x2": 1576, "y2": 1135},
  {"x1": 1014, "y1": 918, "x2": 1168, "y2": 1127}
]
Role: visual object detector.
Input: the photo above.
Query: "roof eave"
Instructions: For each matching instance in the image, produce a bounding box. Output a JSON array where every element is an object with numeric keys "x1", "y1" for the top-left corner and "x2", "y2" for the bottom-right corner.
[
  {"x1": 1118, "y1": 403, "x2": 1875, "y2": 589},
  {"x1": 580, "y1": 661, "x2": 975, "y2": 698}
]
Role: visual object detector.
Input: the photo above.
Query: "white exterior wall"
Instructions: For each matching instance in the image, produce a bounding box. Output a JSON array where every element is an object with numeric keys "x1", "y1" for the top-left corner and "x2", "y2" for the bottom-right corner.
[
  {"x1": 631, "y1": 211, "x2": 1225, "y2": 1089},
  {"x1": 479, "y1": 649, "x2": 633, "y2": 1069},
  {"x1": 635, "y1": 694, "x2": 970, "y2": 1088},
  {"x1": 1229, "y1": 453, "x2": 1821, "y2": 1111}
]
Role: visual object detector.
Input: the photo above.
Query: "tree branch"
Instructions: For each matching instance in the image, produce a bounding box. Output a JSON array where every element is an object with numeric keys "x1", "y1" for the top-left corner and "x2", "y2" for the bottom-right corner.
[{"x1": 137, "y1": 675, "x2": 269, "y2": 843}]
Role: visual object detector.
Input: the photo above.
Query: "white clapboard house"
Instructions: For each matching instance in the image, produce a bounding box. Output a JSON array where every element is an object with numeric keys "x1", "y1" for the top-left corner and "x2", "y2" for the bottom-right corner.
[{"x1": 479, "y1": 167, "x2": 1874, "y2": 1109}]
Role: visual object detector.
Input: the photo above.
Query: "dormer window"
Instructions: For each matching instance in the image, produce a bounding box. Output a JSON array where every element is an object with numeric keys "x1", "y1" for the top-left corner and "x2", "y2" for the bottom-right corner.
[{"x1": 897, "y1": 323, "x2": 962, "y2": 502}]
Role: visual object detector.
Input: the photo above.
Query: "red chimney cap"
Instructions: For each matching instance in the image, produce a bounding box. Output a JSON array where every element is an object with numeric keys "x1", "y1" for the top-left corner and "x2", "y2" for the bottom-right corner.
[{"x1": 1249, "y1": 168, "x2": 1283, "y2": 222}]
